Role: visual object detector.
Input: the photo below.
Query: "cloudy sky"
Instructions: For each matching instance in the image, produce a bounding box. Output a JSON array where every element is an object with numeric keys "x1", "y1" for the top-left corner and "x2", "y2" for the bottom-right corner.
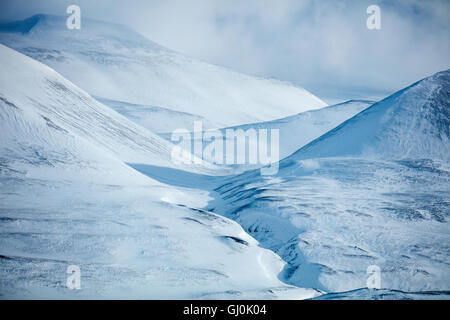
[{"x1": 1, "y1": 0, "x2": 449, "y2": 102}]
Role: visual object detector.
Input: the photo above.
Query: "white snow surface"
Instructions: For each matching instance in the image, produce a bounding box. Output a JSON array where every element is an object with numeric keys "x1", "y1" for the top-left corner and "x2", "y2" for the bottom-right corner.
[
  {"x1": 160, "y1": 100, "x2": 373, "y2": 164},
  {"x1": 1, "y1": 15, "x2": 449, "y2": 299},
  {"x1": 0, "y1": 14, "x2": 327, "y2": 129},
  {"x1": 96, "y1": 97, "x2": 216, "y2": 135},
  {"x1": 289, "y1": 70, "x2": 450, "y2": 161},
  {"x1": 204, "y1": 71, "x2": 450, "y2": 295},
  {"x1": 0, "y1": 44, "x2": 320, "y2": 299},
  {"x1": 212, "y1": 158, "x2": 450, "y2": 294}
]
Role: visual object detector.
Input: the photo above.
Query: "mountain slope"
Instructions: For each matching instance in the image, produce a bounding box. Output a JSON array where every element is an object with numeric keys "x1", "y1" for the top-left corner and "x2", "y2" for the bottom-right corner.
[
  {"x1": 0, "y1": 44, "x2": 319, "y2": 299},
  {"x1": 213, "y1": 100, "x2": 373, "y2": 161},
  {"x1": 158, "y1": 100, "x2": 372, "y2": 167},
  {"x1": 0, "y1": 14, "x2": 327, "y2": 128},
  {"x1": 0, "y1": 43, "x2": 213, "y2": 171},
  {"x1": 95, "y1": 97, "x2": 216, "y2": 134},
  {"x1": 205, "y1": 71, "x2": 450, "y2": 294},
  {"x1": 214, "y1": 100, "x2": 374, "y2": 159},
  {"x1": 287, "y1": 70, "x2": 450, "y2": 162}
]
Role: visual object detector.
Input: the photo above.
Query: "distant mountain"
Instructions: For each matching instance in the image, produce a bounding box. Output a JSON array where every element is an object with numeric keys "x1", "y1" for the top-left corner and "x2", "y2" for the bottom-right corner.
[
  {"x1": 214, "y1": 100, "x2": 374, "y2": 161},
  {"x1": 0, "y1": 14, "x2": 327, "y2": 128},
  {"x1": 158, "y1": 100, "x2": 372, "y2": 166},
  {"x1": 286, "y1": 70, "x2": 450, "y2": 162}
]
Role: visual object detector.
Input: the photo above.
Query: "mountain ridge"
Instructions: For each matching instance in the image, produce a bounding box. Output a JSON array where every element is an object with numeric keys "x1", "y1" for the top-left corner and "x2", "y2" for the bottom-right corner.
[
  {"x1": 284, "y1": 69, "x2": 450, "y2": 163},
  {"x1": 0, "y1": 14, "x2": 327, "y2": 128}
]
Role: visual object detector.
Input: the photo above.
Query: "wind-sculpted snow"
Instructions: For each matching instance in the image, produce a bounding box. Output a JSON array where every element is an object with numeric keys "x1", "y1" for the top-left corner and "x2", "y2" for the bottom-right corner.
[
  {"x1": 0, "y1": 14, "x2": 327, "y2": 128},
  {"x1": 314, "y1": 288, "x2": 450, "y2": 300},
  {"x1": 0, "y1": 45, "x2": 320, "y2": 299},
  {"x1": 212, "y1": 157, "x2": 450, "y2": 294},
  {"x1": 0, "y1": 171, "x2": 323, "y2": 299},
  {"x1": 210, "y1": 71, "x2": 450, "y2": 296},
  {"x1": 0, "y1": 44, "x2": 217, "y2": 172}
]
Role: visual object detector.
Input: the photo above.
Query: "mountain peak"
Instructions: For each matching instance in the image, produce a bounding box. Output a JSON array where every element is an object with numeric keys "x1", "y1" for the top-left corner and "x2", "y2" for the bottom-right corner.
[
  {"x1": 285, "y1": 69, "x2": 450, "y2": 162},
  {"x1": 0, "y1": 14, "x2": 327, "y2": 128}
]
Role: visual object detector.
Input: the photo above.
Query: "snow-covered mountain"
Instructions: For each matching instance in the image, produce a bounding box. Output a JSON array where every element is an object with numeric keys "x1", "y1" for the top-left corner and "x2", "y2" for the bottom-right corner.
[
  {"x1": 287, "y1": 70, "x2": 450, "y2": 161},
  {"x1": 0, "y1": 14, "x2": 327, "y2": 129},
  {"x1": 2, "y1": 13, "x2": 448, "y2": 300},
  {"x1": 95, "y1": 97, "x2": 216, "y2": 134},
  {"x1": 162, "y1": 100, "x2": 372, "y2": 164},
  {"x1": 206, "y1": 70, "x2": 450, "y2": 294},
  {"x1": 0, "y1": 42, "x2": 210, "y2": 171},
  {"x1": 0, "y1": 44, "x2": 321, "y2": 299},
  {"x1": 222, "y1": 100, "x2": 373, "y2": 159}
]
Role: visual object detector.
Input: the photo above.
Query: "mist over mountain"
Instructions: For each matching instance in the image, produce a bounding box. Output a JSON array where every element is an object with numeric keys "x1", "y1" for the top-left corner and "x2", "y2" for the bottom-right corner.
[
  {"x1": 0, "y1": 11, "x2": 449, "y2": 300},
  {"x1": 0, "y1": 14, "x2": 326, "y2": 129}
]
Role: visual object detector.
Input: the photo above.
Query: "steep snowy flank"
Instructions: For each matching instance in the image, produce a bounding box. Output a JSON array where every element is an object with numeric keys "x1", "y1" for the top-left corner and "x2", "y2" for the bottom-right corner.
[
  {"x1": 0, "y1": 43, "x2": 211, "y2": 170},
  {"x1": 0, "y1": 44, "x2": 319, "y2": 299},
  {"x1": 208, "y1": 71, "x2": 450, "y2": 295},
  {"x1": 0, "y1": 14, "x2": 327, "y2": 128},
  {"x1": 287, "y1": 70, "x2": 450, "y2": 162},
  {"x1": 213, "y1": 158, "x2": 450, "y2": 293}
]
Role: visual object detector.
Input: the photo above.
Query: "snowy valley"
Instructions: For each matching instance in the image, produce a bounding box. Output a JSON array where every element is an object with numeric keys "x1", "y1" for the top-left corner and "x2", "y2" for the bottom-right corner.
[{"x1": 0, "y1": 13, "x2": 449, "y2": 300}]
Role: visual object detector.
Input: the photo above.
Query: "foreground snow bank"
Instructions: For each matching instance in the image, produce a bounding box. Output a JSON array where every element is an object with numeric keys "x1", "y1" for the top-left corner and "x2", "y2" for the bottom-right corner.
[
  {"x1": 211, "y1": 71, "x2": 450, "y2": 295},
  {"x1": 0, "y1": 44, "x2": 319, "y2": 299}
]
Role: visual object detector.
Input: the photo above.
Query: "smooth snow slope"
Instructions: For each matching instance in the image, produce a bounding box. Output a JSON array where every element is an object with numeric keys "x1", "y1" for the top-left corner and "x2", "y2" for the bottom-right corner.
[
  {"x1": 164, "y1": 100, "x2": 372, "y2": 163},
  {"x1": 209, "y1": 70, "x2": 450, "y2": 295},
  {"x1": 95, "y1": 97, "x2": 216, "y2": 134},
  {"x1": 224, "y1": 100, "x2": 373, "y2": 159},
  {"x1": 287, "y1": 70, "x2": 450, "y2": 162},
  {"x1": 213, "y1": 158, "x2": 450, "y2": 294},
  {"x1": 0, "y1": 14, "x2": 327, "y2": 128},
  {"x1": 0, "y1": 44, "x2": 319, "y2": 299}
]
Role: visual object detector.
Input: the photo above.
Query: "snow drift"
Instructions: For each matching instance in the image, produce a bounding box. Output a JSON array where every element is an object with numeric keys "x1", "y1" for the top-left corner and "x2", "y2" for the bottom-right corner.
[
  {"x1": 165, "y1": 100, "x2": 372, "y2": 165},
  {"x1": 0, "y1": 42, "x2": 184, "y2": 170},
  {"x1": 0, "y1": 44, "x2": 320, "y2": 299}
]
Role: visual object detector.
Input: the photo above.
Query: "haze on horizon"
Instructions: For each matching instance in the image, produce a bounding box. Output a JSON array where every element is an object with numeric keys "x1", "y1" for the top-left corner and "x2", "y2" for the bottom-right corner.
[{"x1": 1, "y1": 0, "x2": 449, "y2": 103}]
